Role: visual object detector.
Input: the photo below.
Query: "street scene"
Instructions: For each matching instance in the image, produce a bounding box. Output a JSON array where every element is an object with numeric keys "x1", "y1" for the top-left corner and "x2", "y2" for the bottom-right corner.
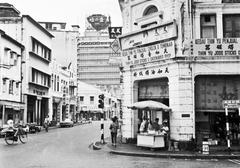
[
  {"x1": 1, "y1": 0, "x2": 240, "y2": 167},
  {"x1": 0, "y1": 121, "x2": 238, "y2": 168}
]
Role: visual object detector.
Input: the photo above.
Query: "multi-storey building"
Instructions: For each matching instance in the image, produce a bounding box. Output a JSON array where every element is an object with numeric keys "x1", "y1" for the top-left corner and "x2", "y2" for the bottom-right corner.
[
  {"x1": 0, "y1": 29, "x2": 24, "y2": 127},
  {"x1": 118, "y1": 0, "x2": 240, "y2": 147},
  {"x1": 50, "y1": 59, "x2": 77, "y2": 124},
  {"x1": 39, "y1": 22, "x2": 79, "y2": 123},
  {"x1": 0, "y1": 3, "x2": 53, "y2": 126},
  {"x1": 77, "y1": 14, "x2": 121, "y2": 93},
  {"x1": 77, "y1": 81, "x2": 119, "y2": 120}
]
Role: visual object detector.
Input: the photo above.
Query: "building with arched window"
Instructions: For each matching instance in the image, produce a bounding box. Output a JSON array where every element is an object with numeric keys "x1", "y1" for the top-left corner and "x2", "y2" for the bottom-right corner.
[{"x1": 118, "y1": 0, "x2": 240, "y2": 148}]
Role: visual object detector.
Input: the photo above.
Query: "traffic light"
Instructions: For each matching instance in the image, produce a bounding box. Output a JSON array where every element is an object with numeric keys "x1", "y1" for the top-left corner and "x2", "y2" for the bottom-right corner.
[{"x1": 98, "y1": 94, "x2": 105, "y2": 109}]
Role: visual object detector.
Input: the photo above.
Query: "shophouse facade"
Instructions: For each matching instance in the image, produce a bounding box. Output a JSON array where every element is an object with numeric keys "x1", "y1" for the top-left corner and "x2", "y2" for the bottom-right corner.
[
  {"x1": 0, "y1": 29, "x2": 24, "y2": 127},
  {"x1": 50, "y1": 59, "x2": 76, "y2": 124},
  {"x1": 0, "y1": 5, "x2": 54, "y2": 126},
  {"x1": 118, "y1": 0, "x2": 240, "y2": 146}
]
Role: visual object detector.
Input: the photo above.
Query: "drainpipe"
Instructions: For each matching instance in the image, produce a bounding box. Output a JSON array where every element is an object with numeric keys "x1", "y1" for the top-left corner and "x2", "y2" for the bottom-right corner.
[{"x1": 189, "y1": 0, "x2": 195, "y2": 140}]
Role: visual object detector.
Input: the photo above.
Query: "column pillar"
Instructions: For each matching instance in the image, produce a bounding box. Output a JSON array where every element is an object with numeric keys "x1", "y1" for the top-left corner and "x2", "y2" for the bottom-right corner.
[
  {"x1": 38, "y1": 99, "x2": 41, "y2": 125},
  {"x1": 2, "y1": 105, "x2": 5, "y2": 126},
  {"x1": 35, "y1": 99, "x2": 38, "y2": 124},
  {"x1": 23, "y1": 95, "x2": 28, "y2": 124}
]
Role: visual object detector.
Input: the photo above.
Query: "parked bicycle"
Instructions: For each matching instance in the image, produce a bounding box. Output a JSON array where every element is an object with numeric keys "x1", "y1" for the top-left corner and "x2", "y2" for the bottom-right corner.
[{"x1": 1, "y1": 124, "x2": 29, "y2": 145}]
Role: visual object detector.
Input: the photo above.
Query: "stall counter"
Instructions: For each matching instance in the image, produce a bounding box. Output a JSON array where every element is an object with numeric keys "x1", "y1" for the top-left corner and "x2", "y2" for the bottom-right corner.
[{"x1": 137, "y1": 133, "x2": 165, "y2": 148}]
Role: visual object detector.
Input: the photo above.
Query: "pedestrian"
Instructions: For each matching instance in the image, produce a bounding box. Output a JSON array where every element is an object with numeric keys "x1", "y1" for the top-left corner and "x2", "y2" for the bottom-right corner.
[
  {"x1": 152, "y1": 118, "x2": 160, "y2": 131},
  {"x1": 44, "y1": 115, "x2": 50, "y2": 132},
  {"x1": 109, "y1": 116, "x2": 119, "y2": 147},
  {"x1": 139, "y1": 117, "x2": 147, "y2": 133},
  {"x1": 161, "y1": 119, "x2": 170, "y2": 149}
]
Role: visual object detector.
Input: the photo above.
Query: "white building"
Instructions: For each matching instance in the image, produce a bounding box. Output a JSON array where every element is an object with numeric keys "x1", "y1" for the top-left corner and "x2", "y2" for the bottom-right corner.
[
  {"x1": 0, "y1": 29, "x2": 24, "y2": 127},
  {"x1": 118, "y1": 0, "x2": 240, "y2": 148},
  {"x1": 39, "y1": 22, "x2": 79, "y2": 123},
  {"x1": 0, "y1": 4, "x2": 54, "y2": 126},
  {"x1": 77, "y1": 14, "x2": 121, "y2": 93},
  {"x1": 77, "y1": 81, "x2": 119, "y2": 120}
]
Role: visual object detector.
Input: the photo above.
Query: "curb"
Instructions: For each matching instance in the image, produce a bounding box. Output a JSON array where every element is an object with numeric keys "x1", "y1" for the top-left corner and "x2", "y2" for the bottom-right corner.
[{"x1": 109, "y1": 150, "x2": 240, "y2": 159}]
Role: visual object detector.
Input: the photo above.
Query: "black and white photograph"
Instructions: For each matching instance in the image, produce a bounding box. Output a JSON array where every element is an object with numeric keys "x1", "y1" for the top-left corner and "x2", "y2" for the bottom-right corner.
[{"x1": 0, "y1": 0, "x2": 240, "y2": 167}]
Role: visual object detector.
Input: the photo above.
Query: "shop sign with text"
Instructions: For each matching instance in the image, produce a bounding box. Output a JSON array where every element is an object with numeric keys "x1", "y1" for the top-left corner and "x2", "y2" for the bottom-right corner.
[
  {"x1": 122, "y1": 40, "x2": 175, "y2": 66},
  {"x1": 133, "y1": 67, "x2": 169, "y2": 79},
  {"x1": 119, "y1": 21, "x2": 177, "y2": 50},
  {"x1": 192, "y1": 38, "x2": 240, "y2": 57}
]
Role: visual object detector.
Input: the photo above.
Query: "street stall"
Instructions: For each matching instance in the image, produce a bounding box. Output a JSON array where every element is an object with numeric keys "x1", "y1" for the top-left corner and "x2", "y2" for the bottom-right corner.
[{"x1": 128, "y1": 100, "x2": 171, "y2": 149}]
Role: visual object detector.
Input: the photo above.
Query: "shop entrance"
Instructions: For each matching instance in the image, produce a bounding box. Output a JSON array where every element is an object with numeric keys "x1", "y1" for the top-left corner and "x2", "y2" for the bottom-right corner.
[
  {"x1": 195, "y1": 75, "x2": 240, "y2": 145},
  {"x1": 137, "y1": 78, "x2": 169, "y2": 131}
]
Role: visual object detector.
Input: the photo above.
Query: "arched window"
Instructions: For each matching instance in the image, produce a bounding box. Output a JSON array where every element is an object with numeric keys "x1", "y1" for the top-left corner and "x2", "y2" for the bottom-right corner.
[{"x1": 143, "y1": 5, "x2": 158, "y2": 16}]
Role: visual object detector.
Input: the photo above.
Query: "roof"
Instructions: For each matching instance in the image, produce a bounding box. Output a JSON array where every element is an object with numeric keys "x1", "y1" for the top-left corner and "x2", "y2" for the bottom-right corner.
[
  {"x1": 0, "y1": 29, "x2": 24, "y2": 49},
  {"x1": 22, "y1": 15, "x2": 54, "y2": 38}
]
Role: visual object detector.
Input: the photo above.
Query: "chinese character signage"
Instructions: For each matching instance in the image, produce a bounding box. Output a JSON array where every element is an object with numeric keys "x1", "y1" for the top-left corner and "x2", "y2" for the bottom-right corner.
[
  {"x1": 87, "y1": 14, "x2": 111, "y2": 31},
  {"x1": 122, "y1": 40, "x2": 175, "y2": 66},
  {"x1": 192, "y1": 38, "x2": 240, "y2": 57},
  {"x1": 119, "y1": 20, "x2": 177, "y2": 50},
  {"x1": 108, "y1": 27, "x2": 122, "y2": 39},
  {"x1": 133, "y1": 67, "x2": 170, "y2": 79}
]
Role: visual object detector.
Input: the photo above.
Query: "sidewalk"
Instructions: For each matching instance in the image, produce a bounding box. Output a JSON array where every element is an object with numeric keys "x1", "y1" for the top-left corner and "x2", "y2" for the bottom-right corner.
[{"x1": 102, "y1": 138, "x2": 240, "y2": 159}]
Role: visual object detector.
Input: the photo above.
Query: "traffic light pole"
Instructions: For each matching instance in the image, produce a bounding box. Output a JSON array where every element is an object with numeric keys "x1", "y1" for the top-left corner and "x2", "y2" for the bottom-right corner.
[{"x1": 100, "y1": 116, "x2": 104, "y2": 144}]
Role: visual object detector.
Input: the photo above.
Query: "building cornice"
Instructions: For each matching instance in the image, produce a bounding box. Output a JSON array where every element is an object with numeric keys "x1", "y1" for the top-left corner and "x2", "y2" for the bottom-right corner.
[
  {"x1": 22, "y1": 15, "x2": 54, "y2": 38},
  {"x1": 0, "y1": 29, "x2": 24, "y2": 49}
]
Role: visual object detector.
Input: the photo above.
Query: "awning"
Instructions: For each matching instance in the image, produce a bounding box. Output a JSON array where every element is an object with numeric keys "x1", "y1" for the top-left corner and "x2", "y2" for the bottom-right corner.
[
  {"x1": 0, "y1": 100, "x2": 24, "y2": 110},
  {"x1": 128, "y1": 100, "x2": 171, "y2": 111}
]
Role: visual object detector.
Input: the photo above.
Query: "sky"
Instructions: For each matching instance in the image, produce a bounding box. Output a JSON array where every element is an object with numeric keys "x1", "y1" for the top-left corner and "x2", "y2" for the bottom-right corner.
[{"x1": 5, "y1": 0, "x2": 123, "y2": 34}]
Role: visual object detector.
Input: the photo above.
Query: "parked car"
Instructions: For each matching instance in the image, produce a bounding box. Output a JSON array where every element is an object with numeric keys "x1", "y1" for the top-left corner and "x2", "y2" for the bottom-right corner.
[
  {"x1": 27, "y1": 123, "x2": 41, "y2": 133},
  {"x1": 60, "y1": 119, "x2": 74, "y2": 127}
]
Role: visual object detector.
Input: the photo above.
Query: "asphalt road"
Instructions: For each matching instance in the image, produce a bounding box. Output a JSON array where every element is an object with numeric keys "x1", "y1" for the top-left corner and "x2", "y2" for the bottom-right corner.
[{"x1": 0, "y1": 121, "x2": 239, "y2": 168}]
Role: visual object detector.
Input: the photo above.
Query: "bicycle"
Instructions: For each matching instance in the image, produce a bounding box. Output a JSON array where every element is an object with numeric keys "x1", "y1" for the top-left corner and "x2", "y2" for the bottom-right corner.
[{"x1": 1, "y1": 125, "x2": 28, "y2": 145}]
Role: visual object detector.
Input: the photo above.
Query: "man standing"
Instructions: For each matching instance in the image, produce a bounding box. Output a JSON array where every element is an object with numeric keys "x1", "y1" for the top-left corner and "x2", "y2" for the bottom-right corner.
[
  {"x1": 109, "y1": 116, "x2": 119, "y2": 147},
  {"x1": 44, "y1": 115, "x2": 50, "y2": 132}
]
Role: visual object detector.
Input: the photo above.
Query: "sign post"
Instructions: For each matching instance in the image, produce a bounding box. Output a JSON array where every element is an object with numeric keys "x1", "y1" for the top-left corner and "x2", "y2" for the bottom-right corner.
[{"x1": 222, "y1": 100, "x2": 240, "y2": 153}]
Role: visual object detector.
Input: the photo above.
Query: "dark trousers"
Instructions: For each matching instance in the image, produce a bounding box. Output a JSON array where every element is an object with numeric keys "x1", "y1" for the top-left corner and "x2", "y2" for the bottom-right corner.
[{"x1": 111, "y1": 132, "x2": 117, "y2": 144}]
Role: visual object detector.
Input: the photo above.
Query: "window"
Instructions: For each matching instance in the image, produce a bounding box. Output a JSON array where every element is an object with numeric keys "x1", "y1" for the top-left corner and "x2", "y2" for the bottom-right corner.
[
  {"x1": 2, "y1": 79, "x2": 6, "y2": 93},
  {"x1": 80, "y1": 96, "x2": 84, "y2": 104},
  {"x1": 143, "y1": 5, "x2": 158, "y2": 16},
  {"x1": 9, "y1": 80, "x2": 13, "y2": 94},
  {"x1": 57, "y1": 76, "x2": 59, "y2": 91},
  {"x1": 90, "y1": 96, "x2": 94, "y2": 104},
  {"x1": 31, "y1": 68, "x2": 50, "y2": 87},
  {"x1": 200, "y1": 14, "x2": 217, "y2": 38},
  {"x1": 31, "y1": 37, "x2": 51, "y2": 61},
  {"x1": 222, "y1": 0, "x2": 240, "y2": 2},
  {"x1": 223, "y1": 15, "x2": 240, "y2": 37}
]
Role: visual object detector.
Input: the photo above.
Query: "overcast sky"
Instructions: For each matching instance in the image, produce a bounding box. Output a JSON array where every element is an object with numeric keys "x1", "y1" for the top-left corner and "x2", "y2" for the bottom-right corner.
[{"x1": 5, "y1": 0, "x2": 123, "y2": 34}]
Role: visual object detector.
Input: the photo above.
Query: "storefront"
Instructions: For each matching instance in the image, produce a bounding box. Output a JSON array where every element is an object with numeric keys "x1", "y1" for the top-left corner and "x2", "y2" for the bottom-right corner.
[
  {"x1": 0, "y1": 101, "x2": 24, "y2": 127},
  {"x1": 195, "y1": 75, "x2": 240, "y2": 145}
]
